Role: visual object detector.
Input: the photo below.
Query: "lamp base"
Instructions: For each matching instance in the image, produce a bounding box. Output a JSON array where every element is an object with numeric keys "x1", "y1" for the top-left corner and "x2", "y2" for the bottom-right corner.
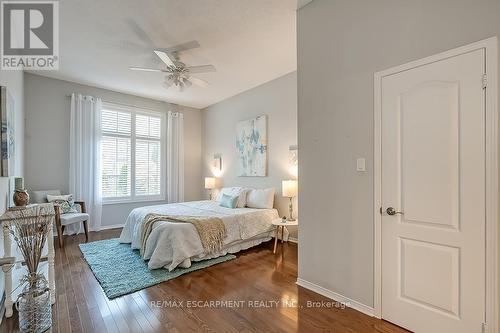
[{"x1": 287, "y1": 197, "x2": 295, "y2": 221}]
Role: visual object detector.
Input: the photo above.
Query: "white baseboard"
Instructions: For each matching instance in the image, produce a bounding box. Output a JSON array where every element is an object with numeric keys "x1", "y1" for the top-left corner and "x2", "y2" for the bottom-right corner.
[
  {"x1": 296, "y1": 278, "x2": 374, "y2": 317},
  {"x1": 288, "y1": 237, "x2": 298, "y2": 244},
  {"x1": 98, "y1": 224, "x2": 124, "y2": 231}
]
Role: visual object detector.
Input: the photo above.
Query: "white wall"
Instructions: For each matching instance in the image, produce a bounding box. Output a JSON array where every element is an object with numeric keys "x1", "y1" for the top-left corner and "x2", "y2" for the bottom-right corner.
[
  {"x1": 202, "y1": 72, "x2": 297, "y2": 236},
  {"x1": 0, "y1": 69, "x2": 25, "y2": 308},
  {"x1": 297, "y1": 0, "x2": 500, "y2": 309},
  {"x1": 24, "y1": 73, "x2": 203, "y2": 228}
]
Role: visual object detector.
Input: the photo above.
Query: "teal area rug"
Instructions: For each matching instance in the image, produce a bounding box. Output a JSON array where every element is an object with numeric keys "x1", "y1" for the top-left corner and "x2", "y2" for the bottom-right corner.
[{"x1": 79, "y1": 238, "x2": 236, "y2": 299}]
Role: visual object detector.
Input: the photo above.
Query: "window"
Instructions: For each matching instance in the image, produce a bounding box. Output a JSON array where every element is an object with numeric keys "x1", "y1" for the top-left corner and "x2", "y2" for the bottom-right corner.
[{"x1": 100, "y1": 103, "x2": 165, "y2": 203}]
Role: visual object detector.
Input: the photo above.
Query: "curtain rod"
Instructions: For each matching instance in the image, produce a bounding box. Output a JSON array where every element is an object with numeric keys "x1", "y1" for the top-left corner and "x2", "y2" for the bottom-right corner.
[{"x1": 65, "y1": 94, "x2": 174, "y2": 111}]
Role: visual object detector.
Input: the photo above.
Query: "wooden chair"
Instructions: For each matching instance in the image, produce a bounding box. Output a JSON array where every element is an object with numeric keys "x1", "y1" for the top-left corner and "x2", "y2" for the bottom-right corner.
[{"x1": 32, "y1": 190, "x2": 89, "y2": 248}]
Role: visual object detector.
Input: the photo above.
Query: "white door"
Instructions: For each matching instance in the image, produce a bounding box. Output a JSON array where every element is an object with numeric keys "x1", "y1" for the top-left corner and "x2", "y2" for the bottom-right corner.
[{"x1": 381, "y1": 49, "x2": 486, "y2": 333}]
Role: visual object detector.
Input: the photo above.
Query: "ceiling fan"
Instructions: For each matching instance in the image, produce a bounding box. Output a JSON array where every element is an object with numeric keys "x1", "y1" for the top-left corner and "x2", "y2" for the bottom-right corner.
[{"x1": 129, "y1": 40, "x2": 216, "y2": 91}]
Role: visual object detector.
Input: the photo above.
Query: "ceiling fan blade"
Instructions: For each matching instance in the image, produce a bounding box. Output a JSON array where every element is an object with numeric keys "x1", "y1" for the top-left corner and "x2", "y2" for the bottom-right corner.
[
  {"x1": 178, "y1": 78, "x2": 192, "y2": 92},
  {"x1": 190, "y1": 76, "x2": 210, "y2": 88},
  {"x1": 129, "y1": 66, "x2": 163, "y2": 72},
  {"x1": 186, "y1": 65, "x2": 216, "y2": 74},
  {"x1": 154, "y1": 50, "x2": 176, "y2": 68},
  {"x1": 183, "y1": 78, "x2": 192, "y2": 88},
  {"x1": 161, "y1": 40, "x2": 200, "y2": 54}
]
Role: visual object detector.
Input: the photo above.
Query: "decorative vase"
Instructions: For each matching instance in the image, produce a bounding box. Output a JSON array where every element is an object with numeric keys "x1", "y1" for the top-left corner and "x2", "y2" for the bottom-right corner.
[
  {"x1": 8, "y1": 208, "x2": 54, "y2": 333},
  {"x1": 16, "y1": 276, "x2": 52, "y2": 333},
  {"x1": 13, "y1": 189, "x2": 29, "y2": 206}
]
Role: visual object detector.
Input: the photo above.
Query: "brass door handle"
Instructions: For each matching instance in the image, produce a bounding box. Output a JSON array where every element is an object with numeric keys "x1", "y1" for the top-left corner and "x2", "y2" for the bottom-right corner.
[{"x1": 386, "y1": 207, "x2": 403, "y2": 216}]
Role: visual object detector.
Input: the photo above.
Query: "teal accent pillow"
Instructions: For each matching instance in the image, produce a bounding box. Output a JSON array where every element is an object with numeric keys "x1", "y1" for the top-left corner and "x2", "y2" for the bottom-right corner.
[
  {"x1": 54, "y1": 200, "x2": 78, "y2": 214},
  {"x1": 219, "y1": 194, "x2": 238, "y2": 209}
]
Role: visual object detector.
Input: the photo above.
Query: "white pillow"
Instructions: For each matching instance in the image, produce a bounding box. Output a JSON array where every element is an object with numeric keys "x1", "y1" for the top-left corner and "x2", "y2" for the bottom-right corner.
[
  {"x1": 217, "y1": 187, "x2": 249, "y2": 208},
  {"x1": 46, "y1": 194, "x2": 73, "y2": 202},
  {"x1": 246, "y1": 188, "x2": 275, "y2": 209}
]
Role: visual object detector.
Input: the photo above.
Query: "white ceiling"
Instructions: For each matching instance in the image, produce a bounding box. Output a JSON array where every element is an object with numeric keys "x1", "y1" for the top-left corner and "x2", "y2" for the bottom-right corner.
[{"x1": 31, "y1": 0, "x2": 298, "y2": 109}]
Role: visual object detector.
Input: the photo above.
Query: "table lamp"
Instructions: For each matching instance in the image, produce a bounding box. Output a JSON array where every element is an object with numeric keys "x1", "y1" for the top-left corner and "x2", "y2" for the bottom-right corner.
[
  {"x1": 282, "y1": 180, "x2": 298, "y2": 221},
  {"x1": 205, "y1": 177, "x2": 216, "y2": 200}
]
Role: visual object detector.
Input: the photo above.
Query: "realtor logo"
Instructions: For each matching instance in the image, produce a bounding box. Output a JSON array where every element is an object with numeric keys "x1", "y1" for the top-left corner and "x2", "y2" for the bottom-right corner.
[{"x1": 1, "y1": 0, "x2": 59, "y2": 70}]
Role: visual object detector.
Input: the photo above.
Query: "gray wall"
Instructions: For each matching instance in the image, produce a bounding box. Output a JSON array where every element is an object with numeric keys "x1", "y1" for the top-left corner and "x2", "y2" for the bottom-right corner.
[
  {"x1": 24, "y1": 73, "x2": 203, "y2": 228},
  {"x1": 0, "y1": 71, "x2": 24, "y2": 177},
  {"x1": 202, "y1": 72, "x2": 298, "y2": 237},
  {"x1": 297, "y1": 0, "x2": 500, "y2": 308},
  {"x1": 0, "y1": 69, "x2": 25, "y2": 306}
]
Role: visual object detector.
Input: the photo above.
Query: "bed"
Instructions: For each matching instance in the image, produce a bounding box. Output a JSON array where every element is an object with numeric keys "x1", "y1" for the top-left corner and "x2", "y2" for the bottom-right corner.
[{"x1": 119, "y1": 200, "x2": 280, "y2": 271}]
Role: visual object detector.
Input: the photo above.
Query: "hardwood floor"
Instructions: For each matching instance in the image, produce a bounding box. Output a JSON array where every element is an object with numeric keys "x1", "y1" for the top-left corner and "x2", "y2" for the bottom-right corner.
[{"x1": 1, "y1": 229, "x2": 408, "y2": 332}]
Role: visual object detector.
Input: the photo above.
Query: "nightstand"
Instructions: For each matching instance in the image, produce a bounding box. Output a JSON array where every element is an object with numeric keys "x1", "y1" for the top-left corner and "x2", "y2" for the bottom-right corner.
[{"x1": 272, "y1": 219, "x2": 298, "y2": 253}]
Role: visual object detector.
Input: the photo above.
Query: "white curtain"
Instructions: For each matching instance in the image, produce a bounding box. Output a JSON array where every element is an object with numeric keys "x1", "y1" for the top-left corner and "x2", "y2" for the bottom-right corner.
[
  {"x1": 166, "y1": 111, "x2": 184, "y2": 203},
  {"x1": 69, "y1": 93, "x2": 103, "y2": 233}
]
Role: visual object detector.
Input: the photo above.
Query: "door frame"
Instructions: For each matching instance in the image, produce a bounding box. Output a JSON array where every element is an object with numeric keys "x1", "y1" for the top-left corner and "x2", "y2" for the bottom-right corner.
[{"x1": 373, "y1": 37, "x2": 498, "y2": 332}]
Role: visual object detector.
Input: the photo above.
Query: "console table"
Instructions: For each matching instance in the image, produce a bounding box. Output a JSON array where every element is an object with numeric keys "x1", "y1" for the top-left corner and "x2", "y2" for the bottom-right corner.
[{"x1": 0, "y1": 203, "x2": 56, "y2": 318}]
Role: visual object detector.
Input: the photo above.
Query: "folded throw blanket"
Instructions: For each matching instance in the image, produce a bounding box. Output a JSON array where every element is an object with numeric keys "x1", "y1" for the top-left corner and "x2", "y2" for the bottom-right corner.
[{"x1": 140, "y1": 214, "x2": 227, "y2": 257}]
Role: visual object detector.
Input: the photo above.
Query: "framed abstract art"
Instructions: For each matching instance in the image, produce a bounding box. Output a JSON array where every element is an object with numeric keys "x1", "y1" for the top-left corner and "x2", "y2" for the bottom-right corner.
[
  {"x1": 236, "y1": 115, "x2": 267, "y2": 177},
  {"x1": 0, "y1": 86, "x2": 15, "y2": 177}
]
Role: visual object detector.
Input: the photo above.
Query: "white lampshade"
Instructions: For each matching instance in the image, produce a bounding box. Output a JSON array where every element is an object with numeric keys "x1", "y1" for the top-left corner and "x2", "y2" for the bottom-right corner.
[
  {"x1": 205, "y1": 177, "x2": 216, "y2": 189},
  {"x1": 282, "y1": 180, "x2": 298, "y2": 198}
]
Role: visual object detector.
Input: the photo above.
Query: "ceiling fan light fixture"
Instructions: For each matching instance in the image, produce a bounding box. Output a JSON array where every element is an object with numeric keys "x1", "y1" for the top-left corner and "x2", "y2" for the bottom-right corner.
[{"x1": 130, "y1": 39, "x2": 215, "y2": 92}]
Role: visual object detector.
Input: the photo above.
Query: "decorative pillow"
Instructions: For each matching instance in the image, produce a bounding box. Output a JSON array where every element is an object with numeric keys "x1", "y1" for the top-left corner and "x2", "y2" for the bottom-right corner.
[
  {"x1": 46, "y1": 194, "x2": 78, "y2": 214},
  {"x1": 217, "y1": 187, "x2": 249, "y2": 208},
  {"x1": 219, "y1": 194, "x2": 239, "y2": 209},
  {"x1": 246, "y1": 188, "x2": 275, "y2": 209}
]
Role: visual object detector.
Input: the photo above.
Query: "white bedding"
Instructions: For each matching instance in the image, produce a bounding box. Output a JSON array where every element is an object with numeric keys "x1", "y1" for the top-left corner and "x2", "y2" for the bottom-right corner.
[{"x1": 119, "y1": 200, "x2": 279, "y2": 270}]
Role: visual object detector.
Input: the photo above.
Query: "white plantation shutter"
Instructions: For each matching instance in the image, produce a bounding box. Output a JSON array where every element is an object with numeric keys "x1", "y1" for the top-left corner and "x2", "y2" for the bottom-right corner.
[
  {"x1": 135, "y1": 113, "x2": 162, "y2": 196},
  {"x1": 101, "y1": 108, "x2": 132, "y2": 199},
  {"x1": 101, "y1": 109, "x2": 131, "y2": 134},
  {"x1": 101, "y1": 136, "x2": 131, "y2": 198},
  {"x1": 100, "y1": 104, "x2": 164, "y2": 201},
  {"x1": 136, "y1": 114, "x2": 161, "y2": 137}
]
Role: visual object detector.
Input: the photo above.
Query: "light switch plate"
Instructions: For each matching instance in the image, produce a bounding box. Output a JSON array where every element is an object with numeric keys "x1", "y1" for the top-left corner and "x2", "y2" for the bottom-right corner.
[{"x1": 356, "y1": 158, "x2": 366, "y2": 172}]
